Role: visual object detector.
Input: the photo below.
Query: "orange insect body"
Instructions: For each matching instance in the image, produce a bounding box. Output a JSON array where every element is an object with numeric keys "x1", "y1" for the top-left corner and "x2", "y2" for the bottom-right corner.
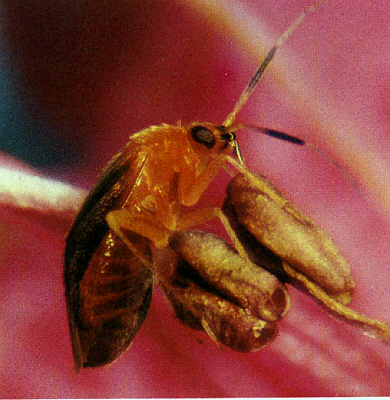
[
  {"x1": 64, "y1": 122, "x2": 240, "y2": 370},
  {"x1": 111, "y1": 122, "x2": 237, "y2": 242}
]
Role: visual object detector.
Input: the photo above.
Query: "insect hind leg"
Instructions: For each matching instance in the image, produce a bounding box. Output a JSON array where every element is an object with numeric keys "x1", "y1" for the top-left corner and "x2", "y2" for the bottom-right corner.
[{"x1": 106, "y1": 209, "x2": 171, "y2": 268}]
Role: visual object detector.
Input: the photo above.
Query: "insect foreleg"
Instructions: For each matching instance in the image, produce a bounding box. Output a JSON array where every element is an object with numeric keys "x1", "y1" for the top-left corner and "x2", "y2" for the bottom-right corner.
[{"x1": 178, "y1": 154, "x2": 229, "y2": 207}]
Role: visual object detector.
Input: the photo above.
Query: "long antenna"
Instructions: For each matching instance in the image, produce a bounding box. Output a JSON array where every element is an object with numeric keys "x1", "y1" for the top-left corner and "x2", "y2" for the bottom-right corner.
[{"x1": 222, "y1": 1, "x2": 326, "y2": 128}]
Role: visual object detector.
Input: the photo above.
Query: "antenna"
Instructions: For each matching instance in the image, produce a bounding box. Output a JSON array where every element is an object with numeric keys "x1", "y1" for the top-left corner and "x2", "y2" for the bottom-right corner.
[{"x1": 223, "y1": 1, "x2": 326, "y2": 127}]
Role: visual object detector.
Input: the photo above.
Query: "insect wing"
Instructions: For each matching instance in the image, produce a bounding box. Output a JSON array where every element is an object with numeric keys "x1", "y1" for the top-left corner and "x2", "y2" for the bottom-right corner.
[{"x1": 64, "y1": 143, "x2": 153, "y2": 371}]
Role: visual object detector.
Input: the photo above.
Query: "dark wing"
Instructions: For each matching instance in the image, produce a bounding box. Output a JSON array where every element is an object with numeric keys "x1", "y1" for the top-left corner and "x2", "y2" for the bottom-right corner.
[{"x1": 64, "y1": 143, "x2": 153, "y2": 371}]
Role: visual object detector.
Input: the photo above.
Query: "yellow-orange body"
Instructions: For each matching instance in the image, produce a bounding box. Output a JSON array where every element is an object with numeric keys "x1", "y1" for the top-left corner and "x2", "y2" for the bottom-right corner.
[
  {"x1": 105, "y1": 122, "x2": 237, "y2": 244},
  {"x1": 64, "y1": 122, "x2": 238, "y2": 370}
]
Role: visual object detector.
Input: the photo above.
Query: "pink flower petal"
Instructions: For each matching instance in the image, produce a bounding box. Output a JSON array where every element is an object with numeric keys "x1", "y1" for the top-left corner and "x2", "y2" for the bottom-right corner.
[{"x1": 1, "y1": 0, "x2": 390, "y2": 397}]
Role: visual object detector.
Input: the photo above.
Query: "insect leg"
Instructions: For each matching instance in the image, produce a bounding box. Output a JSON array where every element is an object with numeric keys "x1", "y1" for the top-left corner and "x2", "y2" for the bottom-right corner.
[
  {"x1": 106, "y1": 209, "x2": 171, "y2": 251},
  {"x1": 178, "y1": 153, "x2": 229, "y2": 207}
]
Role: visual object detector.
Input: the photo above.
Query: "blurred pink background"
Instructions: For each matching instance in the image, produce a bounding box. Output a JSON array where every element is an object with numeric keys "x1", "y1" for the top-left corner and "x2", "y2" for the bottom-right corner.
[{"x1": 1, "y1": 0, "x2": 390, "y2": 397}]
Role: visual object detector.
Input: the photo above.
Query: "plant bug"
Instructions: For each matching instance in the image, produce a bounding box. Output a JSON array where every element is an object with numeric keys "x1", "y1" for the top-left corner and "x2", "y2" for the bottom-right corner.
[{"x1": 64, "y1": 2, "x2": 390, "y2": 372}]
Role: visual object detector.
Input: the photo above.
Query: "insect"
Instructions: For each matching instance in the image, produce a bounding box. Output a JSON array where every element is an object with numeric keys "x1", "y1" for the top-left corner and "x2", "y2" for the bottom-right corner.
[{"x1": 64, "y1": 3, "x2": 390, "y2": 372}]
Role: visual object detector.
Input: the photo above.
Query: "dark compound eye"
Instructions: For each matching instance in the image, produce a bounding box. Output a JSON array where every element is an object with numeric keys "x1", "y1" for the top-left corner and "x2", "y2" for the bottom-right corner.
[{"x1": 191, "y1": 126, "x2": 215, "y2": 149}]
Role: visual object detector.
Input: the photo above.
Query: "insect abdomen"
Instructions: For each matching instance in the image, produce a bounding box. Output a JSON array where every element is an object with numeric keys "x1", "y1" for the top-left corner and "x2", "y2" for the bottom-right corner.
[{"x1": 77, "y1": 231, "x2": 152, "y2": 368}]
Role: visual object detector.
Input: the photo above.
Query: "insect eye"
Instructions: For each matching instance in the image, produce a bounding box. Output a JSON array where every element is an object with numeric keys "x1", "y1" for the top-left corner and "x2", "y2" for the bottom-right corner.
[{"x1": 191, "y1": 126, "x2": 215, "y2": 149}]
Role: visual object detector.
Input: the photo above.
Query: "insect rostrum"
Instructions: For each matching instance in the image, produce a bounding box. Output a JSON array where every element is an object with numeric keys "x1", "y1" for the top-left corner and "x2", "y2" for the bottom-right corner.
[{"x1": 64, "y1": 4, "x2": 390, "y2": 372}]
